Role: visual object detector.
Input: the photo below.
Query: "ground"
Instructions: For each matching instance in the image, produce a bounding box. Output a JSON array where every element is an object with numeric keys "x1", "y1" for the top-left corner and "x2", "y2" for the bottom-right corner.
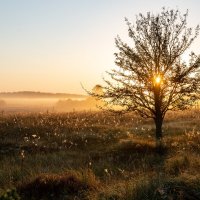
[{"x1": 0, "y1": 110, "x2": 200, "y2": 199}]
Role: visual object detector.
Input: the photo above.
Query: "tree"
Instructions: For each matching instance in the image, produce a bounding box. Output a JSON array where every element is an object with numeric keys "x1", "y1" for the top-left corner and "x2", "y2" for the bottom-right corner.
[{"x1": 90, "y1": 8, "x2": 200, "y2": 147}]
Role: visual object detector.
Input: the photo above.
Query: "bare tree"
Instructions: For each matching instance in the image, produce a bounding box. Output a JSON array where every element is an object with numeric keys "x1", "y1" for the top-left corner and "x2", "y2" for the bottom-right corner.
[{"x1": 90, "y1": 8, "x2": 200, "y2": 147}]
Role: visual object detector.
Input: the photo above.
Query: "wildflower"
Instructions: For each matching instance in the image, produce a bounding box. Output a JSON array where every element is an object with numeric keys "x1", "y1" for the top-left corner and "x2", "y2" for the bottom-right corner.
[
  {"x1": 117, "y1": 168, "x2": 124, "y2": 174},
  {"x1": 20, "y1": 150, "x2": 25, "y2": 159},
  {"x1": 24, "y1": 137, "x2": 29, "y2": 142}
]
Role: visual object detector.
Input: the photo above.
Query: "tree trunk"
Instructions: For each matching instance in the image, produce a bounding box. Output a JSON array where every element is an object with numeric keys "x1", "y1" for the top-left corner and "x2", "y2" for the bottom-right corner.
[
  {"x1": 155, "y1": 116, "x2": 163, "y2": 139},
  {"x1": 154, "y1": 82, "x2": 163, "y2": 153},
  {"x1": 154, "y1": 115, "x2": 163, "y2": 153}
]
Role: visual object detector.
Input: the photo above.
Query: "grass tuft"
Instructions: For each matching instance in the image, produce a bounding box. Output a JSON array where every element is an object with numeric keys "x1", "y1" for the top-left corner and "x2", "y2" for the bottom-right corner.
[{"x1": 18, "y1": 169, "x2": 99, "y2": 200}]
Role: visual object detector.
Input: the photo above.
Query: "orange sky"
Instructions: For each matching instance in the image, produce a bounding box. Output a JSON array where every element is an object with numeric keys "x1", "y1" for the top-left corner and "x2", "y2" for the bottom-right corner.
[{"x1": 0, "y1": 0, "x2": 200, "y2": 94}]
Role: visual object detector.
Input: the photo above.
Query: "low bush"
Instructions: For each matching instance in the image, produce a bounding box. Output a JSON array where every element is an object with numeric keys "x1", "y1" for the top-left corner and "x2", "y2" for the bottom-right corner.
[
  {"x1": 0, "y1": 189, "x2": 20, "y2": 200},
  {"x1": 18, "y1": 169, "x2": 99, "y2": 200}
]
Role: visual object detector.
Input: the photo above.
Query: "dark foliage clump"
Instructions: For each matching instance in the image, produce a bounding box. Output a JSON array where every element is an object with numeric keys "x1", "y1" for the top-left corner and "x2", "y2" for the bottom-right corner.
[
  {"x1": 0, "y1": 189, "x2": 20, "y2": 200},
  {"x1": 18, "y1": 170, "x2": 99, "y2": 200}
]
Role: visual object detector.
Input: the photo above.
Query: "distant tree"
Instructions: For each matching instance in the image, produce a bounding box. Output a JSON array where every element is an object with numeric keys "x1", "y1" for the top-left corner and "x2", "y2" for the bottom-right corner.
[
  {"x1": 86, "y1": 85, "x2": 104, "y2": 106},
  {"x1": 90, "y1": 8, "x2": 200, "y2": 148},
  {"x1": 91, "y1": 85, "x2": 104, "y2": 95}
]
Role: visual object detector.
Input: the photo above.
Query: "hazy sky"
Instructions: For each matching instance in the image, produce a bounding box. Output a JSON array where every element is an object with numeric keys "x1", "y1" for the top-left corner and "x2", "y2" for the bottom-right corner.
[{"x1": 0, "y1": 0, "x2": 200, "y2": 94}]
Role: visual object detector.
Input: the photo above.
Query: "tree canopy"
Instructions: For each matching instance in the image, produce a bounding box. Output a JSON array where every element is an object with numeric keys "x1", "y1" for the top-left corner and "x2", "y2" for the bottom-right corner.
[{"x1": 91, "y1": 8, "x2": 200, "y2": 142}]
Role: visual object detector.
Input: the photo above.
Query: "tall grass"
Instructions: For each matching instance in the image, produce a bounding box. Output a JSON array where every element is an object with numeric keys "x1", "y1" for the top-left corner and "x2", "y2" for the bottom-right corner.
[{"x1": 0, "y1": 109, "x2": 200, "y2": 199}]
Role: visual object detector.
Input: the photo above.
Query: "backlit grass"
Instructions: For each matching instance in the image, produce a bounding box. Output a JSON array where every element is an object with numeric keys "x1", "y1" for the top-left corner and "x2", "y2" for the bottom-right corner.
[{"x1": 0, "y1": 110, "x2": 200, "y2": 199}]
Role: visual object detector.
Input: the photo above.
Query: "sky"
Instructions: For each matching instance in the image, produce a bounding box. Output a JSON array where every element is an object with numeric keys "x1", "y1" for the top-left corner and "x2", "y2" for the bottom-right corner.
[{"x1": 0, "y1": 0, "x2": 200, "y2": 94}]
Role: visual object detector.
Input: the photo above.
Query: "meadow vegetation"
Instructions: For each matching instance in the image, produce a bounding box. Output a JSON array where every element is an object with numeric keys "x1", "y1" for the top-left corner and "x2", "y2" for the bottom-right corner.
[{"x1": 0, "y1": 109, "x2": 200, "y2": 199}]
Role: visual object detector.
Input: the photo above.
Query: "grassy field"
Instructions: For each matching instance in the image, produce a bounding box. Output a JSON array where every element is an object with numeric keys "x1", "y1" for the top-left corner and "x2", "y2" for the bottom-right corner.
[{"x1": 0, "y1": 110, "x2": 200, "y2": 199}]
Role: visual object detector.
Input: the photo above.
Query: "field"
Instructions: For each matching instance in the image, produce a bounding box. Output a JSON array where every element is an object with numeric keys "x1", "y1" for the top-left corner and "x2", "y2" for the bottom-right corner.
[{"x1": 0, "y1": 110, "x2": 200, "y2": 199}]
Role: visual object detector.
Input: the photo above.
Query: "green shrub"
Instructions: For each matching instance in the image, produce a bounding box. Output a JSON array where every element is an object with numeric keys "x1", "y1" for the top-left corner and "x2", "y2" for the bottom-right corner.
[{"x1": 0, "y1": 189, "x2": 20, "y2": 200}]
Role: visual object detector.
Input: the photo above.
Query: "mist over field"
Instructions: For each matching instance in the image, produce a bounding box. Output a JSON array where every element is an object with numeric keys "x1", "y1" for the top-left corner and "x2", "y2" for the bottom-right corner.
[
  {"x1": 0, "y1": 97, "x2": 61, "y2": 112},
  {"x1": 0, "y1": 91, "x2": 103, "y2": 113}
]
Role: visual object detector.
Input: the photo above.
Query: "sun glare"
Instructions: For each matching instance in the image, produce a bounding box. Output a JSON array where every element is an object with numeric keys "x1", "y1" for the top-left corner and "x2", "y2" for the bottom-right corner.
[
  {"x1": 153, "y1": 75, "x2": 162, "y2": 85},
  {"x1": 155, "y1": 76, "x2": 161, "y2": 84}
]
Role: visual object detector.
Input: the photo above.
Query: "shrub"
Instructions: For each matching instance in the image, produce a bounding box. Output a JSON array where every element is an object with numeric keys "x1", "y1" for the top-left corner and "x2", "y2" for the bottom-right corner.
[
  {"x1": 18, "y1": 169, "x2": 99, "y2": 200},
  {"x1": 0, "y1": 189, "x2": 20, "y2": 200}
]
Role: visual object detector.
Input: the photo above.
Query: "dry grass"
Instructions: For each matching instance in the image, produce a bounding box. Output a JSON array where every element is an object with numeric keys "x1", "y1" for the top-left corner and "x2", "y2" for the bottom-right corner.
[
  {"x1": 18, "y1": 169, "x2": 99, "y2": 200},
  {"x1": 0, "y1": 109, "x2": 200, "y2": 199}
]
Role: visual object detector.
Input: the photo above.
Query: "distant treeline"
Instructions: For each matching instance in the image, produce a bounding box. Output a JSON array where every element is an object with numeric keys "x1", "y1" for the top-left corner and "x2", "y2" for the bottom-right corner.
[
  {"x1": 0, "y1": 91, "x2": 87, "y2": 99},
  {"x1": 55, "y1": 96, "x2": 102, "y2": 112}
]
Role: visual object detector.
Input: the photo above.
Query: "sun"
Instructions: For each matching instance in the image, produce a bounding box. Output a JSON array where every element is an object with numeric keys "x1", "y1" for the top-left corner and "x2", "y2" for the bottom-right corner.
[
  {"x1": 155, "y1": 76, "x2": 161, "y2": 84},
  {"x1": 153, "y1": 74, "x2": 162, "y2": 85}
]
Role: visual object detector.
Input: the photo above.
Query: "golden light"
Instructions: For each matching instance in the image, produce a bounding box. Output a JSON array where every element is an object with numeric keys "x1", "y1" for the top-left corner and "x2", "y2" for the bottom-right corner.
[
  {"x1": 155, "y1": 76, "x2": 161, "y2": 84},
  {"x1": 153, "y1": 74, "x2": 162, "y2": 86}
]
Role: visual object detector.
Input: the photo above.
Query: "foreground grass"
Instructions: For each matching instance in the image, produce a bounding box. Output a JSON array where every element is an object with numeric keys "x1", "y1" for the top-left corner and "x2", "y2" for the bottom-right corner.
[{"x1": 0, "y1": 110, "x2": 200, "y2": 199}]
